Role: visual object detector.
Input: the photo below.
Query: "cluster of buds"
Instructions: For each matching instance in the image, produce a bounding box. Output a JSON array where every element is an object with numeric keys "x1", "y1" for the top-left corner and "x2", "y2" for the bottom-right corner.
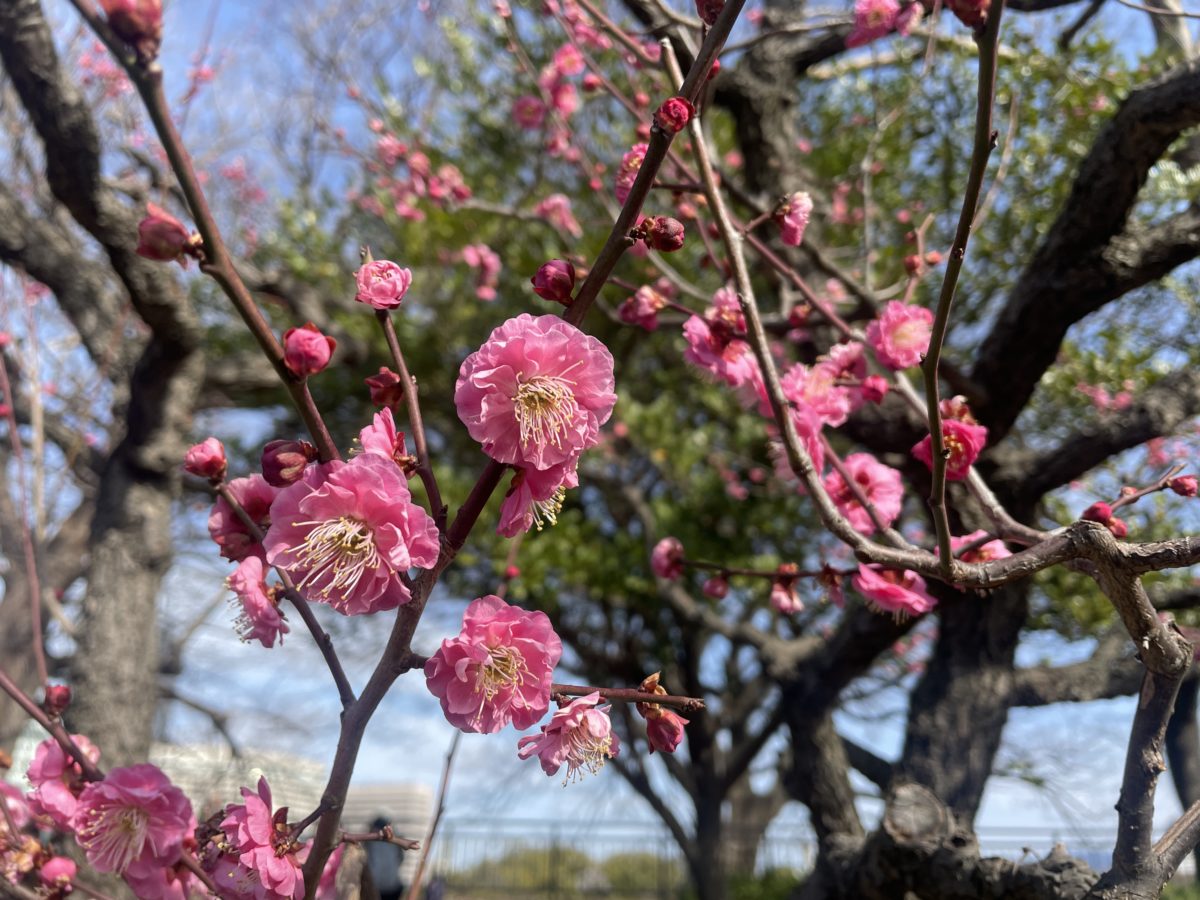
[
  {"x1": 635, "y1": 672, "x2": 689, "y2": 754},
  {"x1": 1082, "y1": 501, "x2": 1128, "y2": 539}
]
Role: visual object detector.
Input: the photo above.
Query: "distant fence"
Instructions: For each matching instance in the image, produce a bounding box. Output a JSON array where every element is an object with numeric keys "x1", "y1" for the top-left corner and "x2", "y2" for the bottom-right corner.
[{"x1": 423, "y1": 818, "x2": 1183, "y2": 899}]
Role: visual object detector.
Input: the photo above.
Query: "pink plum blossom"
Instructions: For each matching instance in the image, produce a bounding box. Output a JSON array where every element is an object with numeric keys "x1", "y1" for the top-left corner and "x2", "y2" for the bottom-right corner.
[
  {"x1": 26, "y1": 735, "x2": 100, "y2": 830},
  {"x1": 135, "y1": 202, "x2": 193, "y2": 266},
  {"x1": 454, "y1": 314, "x2": 616, "y2": 471},
  {"x1": 227, "y1": 555, "x2": 288, "y2": 648},
  {"x1": 852, "y1": 564, "x2": 937, "y2": 618},
  {"x1": 358, "y1": 408, "x2": 414, "y2": 472},
  {"x1": 212, "y1": 778, "x2": 304, "y2": 900},
  {"x1": 39, "y1": 856, "x2": 76, "y2": 891},
  {"x1": 1, "y1": 782, "x2": 31, "y2": 831},
  {"x1": 72, "y1": 764, "x2": 192, "y2": 874},
  {"x1": 770, "y1": 564, "x2": 803, "y2": 614},
  {"x1": 513, "y1": 96, "x2": 547, "y2": 129},
  {"x1": 865, "y1": 301, "x2": 933, "y2": 370},
  {"x1": 355, "y1": 260, "x2": 412, "y2": 310},
  {"x1": 775, "y1": 191, "x2": 813, "y2": 246},
  {"x1": 911, "y1": 418, "x2": 988, "y2": 481},
  {"x1": 124, "y1": 855, "x2": 197, "y2": 900},
  {"x1": 263, "y1": 455, "x2": 440, "y2": 615},
  {"x1": 534, "y1": 194, "x2": 583, "y2": 238},
  {"x1": 517, "y1": 693, "x2": 620, "y2": 780},
  {"x1": 654, "y1": 96, "x2": 695, "y2": 133},
  {"x1": 651, "y1": 537, "x2": 685, "y2": 579},
  {"x1": 365, "y1": 367, "x2": 405, "y2": 408},
  {"x1": 208, "y1": 474, "x2": 279, "y2": 562},
  {"x1": 282, "y1": 323, "x2": 336, "y2": 378},
  {"x1": 424, "y1": 595, "x2": 562, "y2": 733},
  {"x1": 846, "y1": 0, "x2": 901, "y2": 47},
  {"x1": 618, "y1": 284, "x2": 669, "y2": 331},
  {"x1": 781, "y1": 361, "x2": 852, "y2": 427},
  {"x1": 822, "y1": 453, "x2": 904, "y2": 535},
  {"x1": 498, "y1": 460, "x2": 579, "y2": 537},
  {"x1": 461, "y1": 243, "x2": 502, "y2": 301},
  {"x1": 614, "y1": 143, "x2": 648, "y2": 204},
  {"x1": 950, "y1": 530, "x2": 1012, "y2": 563},
  {"x1": 645, "y1": 709, "x2": 688, "y2": 754},
  {"x1": 184, "y1": 437, "x2": 227, "y2": 482},
  {"x1": 552, "y1": 43, "x2": 586, "y2": 76}
]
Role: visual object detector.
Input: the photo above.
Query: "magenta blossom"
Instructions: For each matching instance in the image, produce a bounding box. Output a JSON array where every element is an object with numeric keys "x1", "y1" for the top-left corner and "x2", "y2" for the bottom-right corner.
[
  {"x1": 614, "y1": 143, "x2": 648, "y2": 204},
  {"x1": 498, "y1": 460, "x2": 579, "y2": 537},
  {"x1": 135, "y1": 202, "x2": 192, "y2": 266},
  {"x1": 822, "y1": 453, "x2": 904, "y2": 535},
  {"x1": 355, "y1": 259, "x2": 412, "y2": 310},
  {"x1": 39, "y1": 856, "x2": 76, "y2": 891},
  {"x1": 208, "y1": 474, "x2": 279, "y2": 562},
  {"x1": 1, "y1": 782, "x2": 31, "y2": 832},
  {"x1": 781, "y1": 361, "x2": 852, "y2": 427},
  {"x1": 425, "y1": 595, "x2": 562, "y2": 733},
  {"x1": 852, "y1": 564, "x2": 937, "y2": 618},
  {"x1": 513, "y1": 95, "x2": 547, "y2": 129},
  {"x1": 26, "y1": 734, "x2": 100, "y2": 830},
  {"x1": 184, "y1": 437, "x2": 227, "y2": 482},
  {"x1": 454, "y1": 314, "x2": 616, "y2": 472},
  {"x1": 264, "y1": 455, "x2": 439, "y2": 615},
  {"x1": 282, "y1": 323, "x2": 336, "y2": 378},
  {"x1": 72, "y1": 764, "x2": 192, "y2": 874},
  {"x1": 651, "y1": 537, "x2": 685, "y2": 579},
  {"x1": 865, "y1": 301, "x2": 933, "y2": 370},
  {"x1": 227, "y1": 555, "x2": 288, "y2": 648},
  {"x1": 950, "y1": 530, "x2": 1012, "y2": 563},
  {"x1": 775, "y1": 191, "x2": 813, "y2": 247},
  {"x1": 618, "y1": 285, "x2": 669, "y2": 331},
  {"x1": 518, "y1": 693, "x2": 620, "y2": 781},
  {"x1": 912, "y1": 418, "x2": 988, "y2": 481},
  {"x1": 213, "y1": 778, "x2": 304, "y2": 900},
  {"x1": 846, "y1": 0, "x2": 901, "y2": 46}
]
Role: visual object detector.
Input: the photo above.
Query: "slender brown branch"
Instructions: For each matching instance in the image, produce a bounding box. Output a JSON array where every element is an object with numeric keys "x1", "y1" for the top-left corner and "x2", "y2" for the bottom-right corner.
[
  {"x1": 403, "y1": 732, "x2": 460, "y2": 900},
  {"x1": 342, "y1": 829, "x2": 421, "y2": 851},
  {"x1": 551, "y1": 682, "x2": 707, "y2": 712},
  {"x1": 0, "y1": 664, "x2": 102, "y2": 781}
]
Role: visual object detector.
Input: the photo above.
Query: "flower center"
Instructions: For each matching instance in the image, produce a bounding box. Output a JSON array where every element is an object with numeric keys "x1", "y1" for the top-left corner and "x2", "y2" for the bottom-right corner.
[
  {"x1": 79, "y1": 805, "x2": 149, "y2": 873},
  {"x1": 532, "y1": 487, "x2": 567, "y2": 532},
  {"x1": 292, "y1": 515, "x2": 381, "y2": 599},
  {"x1": 564, "y1": 725, "x2": 616, "y2": 782},
  {"x1": 514, "y1": 375, "x2": 579, "y2": 450},
  {"x1": 477, "y1": 645, "x2": 530, "y2": 701}
]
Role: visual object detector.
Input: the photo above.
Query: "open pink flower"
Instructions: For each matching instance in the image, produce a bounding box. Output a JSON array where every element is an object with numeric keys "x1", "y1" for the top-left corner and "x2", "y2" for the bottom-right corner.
[
  {"x1": 454, "y1": 314, "x2": 616, "y2": 471},
  {"x1": 912, "y1": 418, "x2": 987, "y2": 481},
  {"x1": 852, "y1": 564, "x2": 936, "y2": 618},
  {"x1": 498, "y1": 460, "x2": 579, "y2": 537},
  {"x1": 228, "y1": 555, "x2": 288, "y2": 648},
  {"x1": 950, "y1": 530, "x2": 1011, "y2": 563},
  {"x1": 124, "y1": 855, "x2": 196, "y2": 900},
  {"x1": 1, "y1": 782, "x2": 31, "y2": 832},
  {"x1": 781, "y1": 361, "x2": 852, "y2": 427},
  {"x1": 27, "y1": 735, "x2": 100, "y2": 830},
  {"x1": 534, "y1": 193, "x2": 583, "y2": 238},
  {"x1": 263, "y1": 455, "x2": 439, "y2": 615},
  {"x1": 208, "y1": 475, "x2": 280, "y2": 562},
  {"x1": 212, "y1": 778, "x2": 303, "y2": 900},
  {"x1": 865, "y1": 301, "x2": 932, "y2": 370},
  {"x1": 614, "y1": 143, "x2": 648, "y2": 204},
  {"x1": 651, "y1": 537, "x2": 685, "y2": 579},
  {"x1": 775, "y1": 191, "x2": 813, "y2": 247},
  {"x1": 846, "y1": 0, "x2": 901, "y2": 46},
  {"x1": 355, "y1": 259, "x2": 412, "y2": 310},
  {"x1": 618, "y1": 285, "x2": 669, "y2": 331},
  {"x1": 518, "y1": 693, "x2": 620, "y2": 781},
  {"x1": 822, "y1": 453, "x2": 903, "y2": 535},
  {"x1": 425, "y1": 595, "x2": 562, "y2": 733},
  {"x1": 72, "y1": 764, "x2": 192, "y2": 874}
]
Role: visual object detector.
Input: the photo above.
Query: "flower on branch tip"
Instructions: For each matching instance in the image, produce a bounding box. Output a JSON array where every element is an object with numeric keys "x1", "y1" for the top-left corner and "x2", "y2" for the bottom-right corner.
[
  {"x1": 26, "y1": 735, "x2": 100, "y2": 831},
  {"x1": 184, "y1": 437, "x2": 227, "y2": 483},
  {"x1": 208, "y1": 475, "x2": 279, "y2": 562},
  {"x1": 261, "y1": 439, "x2": 318, "y2": 488},
  {"x1": 852, "y1": 564, "x2": 936, "y2": 618},
  {"x1": 1170, "y1": 475, "x2": 1198, "y2": 497},
  {"x1": 227, "y1": 555, "x2": 288, "y2": 648},
  {"x1": 454, "y1": 314, "x2": 616, "y2": 472},
  {"x1": 651, "y1": 537, "x2": 685, "y2": 579},
  {"x1": 424, "y1": 595, "x2": 562, "y2": 733},
  {"x1": 912, "y1": 417, "x2": 987, "y2": 481},
  {"x1": 635, "y1": 672, "x2": 689, "y2": 755},
  {"x1": 517, "y1": 693, "x2": 620, "y2": 781},
  {"x1": 695, "y1": 0, "x2": 725, "y2": 25},
  {"x1": 846, "y1": 0, "x2": 905, "y2": 47},
  {"x1": 531, "y1": 259, "x2": 576, "y2": 305},
  {"x1": 498, "y1": 459, "x2": 578, "y2": 537},
  {"x1": 72, "y1": 764, "x2": 192, "y2": 875},
  {"x1": 365, "y1": 366, "x2": 405, "y2": 409},
  {"x1": 208, "y1": 777, "x2": 304, "y2": 900},
  {"x1": 135, "y1": 203, "x2": 198, "y2": 267},
  {"x1": 354, "y1": 259, "x2": 412, "y2": 311},
  {"x1": 640, "y1": 216, "x2": 686, "y2": 252},
  {"x1": 654, "y1": 96, "x2": 695, "y2": 134},
  {"x1": 865, "y1": 300, "x2": 932, "y2": 370},
  {"x1": 264, "y1": 455, "x2": 438, "y2": 615},
  {"x1": 822, "y1": 453, "x2": 903, "y2": 535},
  {"x1": 99, "y1": 0, "x2": 162, "y2": 61},
  {"x1": 42, "y1": 684, "x2": 72, "y2": 719},
  {"x1": 282, "y1": 323, "x2": 336, "y2": 378},
  {"x1": 774, "y1": 191, "x2": 813, "y2": 247}
]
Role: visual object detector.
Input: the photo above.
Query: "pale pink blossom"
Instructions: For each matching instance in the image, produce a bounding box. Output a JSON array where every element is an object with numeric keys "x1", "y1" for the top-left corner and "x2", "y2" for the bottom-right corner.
[
  {"x1": 72, "y1": 764, "x2": 192, "y2": 874},
  {"x1": 227, "y1": 555, "x2": 288, "y2": 648},
  {"x1": 498, "y1": 460, "x2": 579, "y2": 537},
  {"x1": 781, "y1": 361, "x2": 852, "y2": 427},
  {"x1": 517, "y1": 693, "x2": 620, "y2": 780},
  {"x1": 461, "y1": 243, "x2": 502, "y2": 301},
  {"x1": 424, "y1": 595, "x2": 562, "y2": 733},
  {"x1": 775, "y1": 191, "x2": 813, "y2": 246},
  {"x1": 912, "y1": 418, "x2": 988, "y2": 481},
  {"x1": 614, "y1": 143, "x2": 648, "y2": 204},
  {"x1": 950, "y1": 530, "x2": 1011, "y2": 563},
  {"x1": 0, "y1": 782, "x2": 31, "y2": 831},
  {"x1": 865, "y1": 301, "x2": 932, "y2": 370},
  {"x1": 682, "y1": 316, "x2": 757, "y2": 388},
  {"x1": 618, "y1": 285, "x2": 669, "y2": 331},
  {"x1": 852, "y1": 564, "x2": 936, "y2": 617},
  {"x1": 846, "y1": 0, "x2": 901, "y2": 47},
  {"x1": 651, "y1": 537, "x2": 685, "y2": 579},
  {"x1": 26, "y1": 735, "x2": 100, "y2": 830},
  {"x1": 454, "y1": 314, "x2": 616, "y2": 471},
  {"x1": 184, "y1": 437, "x2": 227, "y2": 482},
  {"x1": 533, "y1": 194, "x2": 583, "y2": 238},
  {"x1": 355, "y1": 260, "x2": 412, "y2": 310},
  {"x1": 208, "y1": 474, "x2": 280, "y2": 562},
  {"x1": 213, "y1": 778, "x2": 303, "y2": 900},
  {"x1": 316, "y1": 845, "x2": 344, "y2": 900},
  {"x1": 551, "y1": 43, "x2": 586, "y2": 76},
  {"x1": 263, "y1": 455, "x2": 439, "y2": 615},
  {"x1": 822, "y1": 453, "x2": 903, "y2": 535}
]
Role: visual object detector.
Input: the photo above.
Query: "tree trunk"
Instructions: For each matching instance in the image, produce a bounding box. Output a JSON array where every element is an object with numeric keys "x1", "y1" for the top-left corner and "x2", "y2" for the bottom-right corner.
[{"x1": 1166, "y1": 673, "x2": 1200, "y2": 878}]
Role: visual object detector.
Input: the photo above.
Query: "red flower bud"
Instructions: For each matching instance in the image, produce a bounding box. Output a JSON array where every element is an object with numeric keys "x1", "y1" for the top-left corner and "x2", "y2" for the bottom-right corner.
[
  {"x1": 282, "y1": 323, "x2": 336, "y2": 378},
  {"x1": 504, "y1": 565, "x2": 521, "y2": 580},
  {"x1": 261, "y1": 439, "x2": 318, "y2": 487},
  {"x1": 646, "y1": 709, "x2": 689, "y2": 754},
  {"x1": 862, "y1": 375, "x2": 890, "y2": 403},
  {"x1": 642, "y1": 216, "x2": 686, "y2": 252},
  {"x1": 925, "y1": 250, "x2": 943, "y2": 266},
  {"x1": 1107, "y1": 516, "x2": 1128, "y2": 538},
  {"x1": 702, "y1": 575, "x2": 729, "y2": 599},
  {"x1": 99, "y1": 0, "x2": 162, "y2": 61},
  {"x1": 654, "y1": 96, "x2": 695, "y2": 134},
  {"x1": 183, "y1": 437, "x2": 227, "y2": 483},
  {"x1": 531, "y1": 259, "x2": 576, "y2": 305},
  {"x1": 904, "y1": 254, "x2": 923, "y2": 275},
  {"x1": 365, "y1": 367, "x2": 405, "y2": 409},
  {"x1": 1170, "y1": 475, "x2": 1198, "y2": 497},
  {"x1": 695, "y1": 0, "x2": 725, "y2": 26},
  {"x1": 42, "y1": 684, "x2": 72, "y2": 718},
  {"x1": 136, "y1": 203, "x2": 195, "y2": 267},
  {"x1": 1082, "y1": 501, "x2": 1113, "y2": 524}
]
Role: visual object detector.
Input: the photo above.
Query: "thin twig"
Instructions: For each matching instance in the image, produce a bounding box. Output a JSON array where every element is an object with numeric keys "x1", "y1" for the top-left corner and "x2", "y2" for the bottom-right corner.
[
  {"x1": 403, "y1": 732, "x2": 460, "y2": 900},
  {"x1": 551, "y1": 682, "x2": 707, "y2": 712}
]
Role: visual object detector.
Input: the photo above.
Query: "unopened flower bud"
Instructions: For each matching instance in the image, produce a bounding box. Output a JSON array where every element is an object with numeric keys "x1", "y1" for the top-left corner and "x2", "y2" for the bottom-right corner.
[
  {"x1": 861, "y1": 375, "x2": 889, "y2": 403},
  {"x1": 904, "y1": 254, "x2": 923, "y2": 275},
  {"x1": 642, "y1": 216, "x2": 686, "y2": 252},
  {"x1": 39, "y1": 856, "x2": 76, "y2": 891},
  {"x1": 282, "y1": 323, "x2": 336, "y2": 378},
  {"x1": 924, "y1": 250, "x2": 943, "y2": 266},
  {"x1": 531, "y1": 259, "x2": 576, "y2": 304},
  {"x1": 654, "y1": 96, "x2": 695, "y2": 134},
  {"x1": 183, "y1": 437, "x2": 227, "y2": 483},
  {"x1": 702, "y1": 575, "x2": 729, "y2": 599},
  {"x1": 1082, "y1": 501, "x2": 1113, "y2": 524},
  {"x1": 695, "y1": 0, "x2": 725, "y2": 25},
  {"x1": 1107, "y1": 516, "x2": 1128, "y2": 538},
  {"x1": 136, "y1": 203, "x2": 197, "y2": 267},
  {"x1": 504, "y1": 565, "x2": 521, "y2": 580},
  {"x1": 355, "y1": 259, "x2": 412, "y2": 310},
  {"x1": 774, "y1": 191, "x2": 813, "y2": 248},
  {"x1": 582, "y1": 73, "x2": 602, "y2": 92},
  {"x1": 634, "y1": 91, "x2": 651, "y2": 108},
  {"x1": 261, "y1": 439, "x2": 318, "y2": 487},
  {"x1": 365, "y1": 367, "x2": 405, "y2": 408},
  {"x1": 646, "y1": 708, "x2": 688, "y2": 754},
  {"x1": 1170, "y1": 475, "x2": 1198, "y2": 497},
  {"x1": 99, "y1": 0, "x2": 162, "y2": 61},
  {"x1": 42, "y1": 684, "x2": 71, "y2": 718}
]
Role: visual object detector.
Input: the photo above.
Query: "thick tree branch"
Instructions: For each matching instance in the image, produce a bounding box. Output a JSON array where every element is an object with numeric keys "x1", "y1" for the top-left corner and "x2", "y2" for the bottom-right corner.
[{"x1": 1011, "y1": 628, "x2": 1143, "y2": 707}]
